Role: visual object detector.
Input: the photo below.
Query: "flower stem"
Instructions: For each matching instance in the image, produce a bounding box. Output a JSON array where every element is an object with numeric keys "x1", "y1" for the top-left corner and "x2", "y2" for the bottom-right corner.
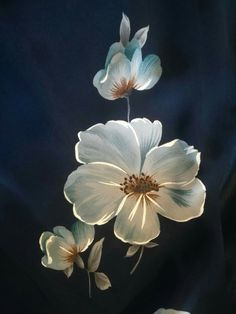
[
  {"x1": 130, "y1": 246, "x2": 144, "y2": 275},
  {"x1": 126, "y1": 96, "x2": 131, "y2": 122},
  {"x1": 86, "y1": 270, "x2": 92, "y2": 298}
]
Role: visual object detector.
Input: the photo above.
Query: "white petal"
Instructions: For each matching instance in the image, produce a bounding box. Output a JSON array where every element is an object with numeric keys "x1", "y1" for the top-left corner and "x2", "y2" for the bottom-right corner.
[
  {"x1": 133, "y1": 25, "x2": 149, "y2": 48},
  {"x1": 130, "y1": 118, "x2": 162, "y2": 167},
  {"x1": 43, "y1": 235, "x2": 73, "y2": 270},
  {"x1": 64, "y1": 163, "x2": 126, "y2": 225},
  {"x1": 64, "y1": 265, "x2": 73, "y2": 278},
  {"x1": 154, "y1": 309, "x2": 190, "y2": 314},
  {"x1": 114, "y1": 194, "x2": 160, "y2": 245},
  {"x1": 120, "y1": 13, "x2": 130, "y2": 46},
  {"x1": 39, "y1": 231, "x2": 54, "y2": 253},
  {"x1": 142, "y1": 139, "x2": 201, "y2": 184},
  {"x1": 94, "y1": 53, "x2": 131, "y2": 100},
  {"x1": 105, "y1": 42, "x2": 124, "y2": 68},
  {"x1": 136, "y1": 54, "x2": 162, "y2": 90},
  {"x1": 53, "y1": 226, "x2": 75, "y2": 246},
  {"x1": 71, "y1": 220, "x2": 95, "y2": 252},
  {"x1": 155, "y1": 179, "x2": 206, "y2": 222},
  {"x1": 130, "y1": 48, "x2": 142, "y2": 78},
  {"x1": 76, "y1": 120, "x2": 141, "y2": 174}
]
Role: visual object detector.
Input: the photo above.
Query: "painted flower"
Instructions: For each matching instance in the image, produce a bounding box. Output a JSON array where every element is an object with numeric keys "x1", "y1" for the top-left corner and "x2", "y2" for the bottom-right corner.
[
  {"x1": 93, "y1": 14, "x2": 162, "y2": 100},
  {"x1": 64, "y1": 118, "x2": 206, "y2": 245},
  {"x1": 39, "y1": 220, "x2": 95, "y2": 277},
  {"x1": 154, "y1": 309, "x2": 190, "y2": 314}
]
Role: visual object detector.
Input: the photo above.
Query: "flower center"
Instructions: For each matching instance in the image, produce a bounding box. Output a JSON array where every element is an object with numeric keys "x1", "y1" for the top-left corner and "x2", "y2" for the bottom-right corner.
[
  {"x1": 111, "y1": 78, "x2": 136, "y2": 98},
  {"x1": 62, "y1": 245, "x2": 78, "y2": 263},
  {"x1": 120, "y1": 173, "x2": 159, "y2": 195}
]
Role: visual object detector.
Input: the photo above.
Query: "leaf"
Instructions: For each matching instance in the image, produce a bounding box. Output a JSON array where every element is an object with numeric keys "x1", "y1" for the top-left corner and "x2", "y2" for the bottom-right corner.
[
  {"x1": 87, "y1": 238, "x2": 104, "y2": 272},
  {"x1": 75, "y1": 255, "x2": 84, "y2": 269},
  {"x1": 144, "y1": 242, "x2": 159, "y2": 249},
  {"x1": 94, "y1": 272, "x2": 111, "y2": 291},
  {"x1": 125, "y1": 245, "x2": 140, "y2": 257}
]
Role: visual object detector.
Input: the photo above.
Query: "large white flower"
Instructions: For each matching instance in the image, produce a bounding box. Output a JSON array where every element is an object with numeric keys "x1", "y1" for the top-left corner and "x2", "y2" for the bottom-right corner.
[
  {"x1": 154, "y1": 309, "x2": 190, "y2": 314},
  {"x1": 64, "y1": 118, "x2": 206, "y2": 245},
  {"x1": 93, "y1": 13, "x2": 162, "y2": 100},
  {"x1": 39, "y1": 220, "x2": 94, "y2": 277}
]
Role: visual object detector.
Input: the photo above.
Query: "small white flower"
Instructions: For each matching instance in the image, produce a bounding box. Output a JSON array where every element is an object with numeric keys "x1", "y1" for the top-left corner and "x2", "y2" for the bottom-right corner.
[
  {"x1": 93, "y1": 14, "x2": 162, "y2": 100},
  {"x1": 39, "y1": 221, "x2": 94, "y2": 277},
  {"x1": 154, "y1": 309, "x2": 190, "y2": 314},
  {"x1": 64, "y1": 118, "x2": 206, "y2": 245}
]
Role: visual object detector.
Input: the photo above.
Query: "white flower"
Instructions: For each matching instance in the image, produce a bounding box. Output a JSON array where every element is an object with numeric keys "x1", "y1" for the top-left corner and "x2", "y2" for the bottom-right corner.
[
  {"x1": 39, "y1": 221, "x2": 94, "y2": 277},
  {"x1": 64, "y1": 118, "x2": 206, "y2": 245},
  {"x1": 154, "y1": 309, "x2": 190, "y2": 314},
  {"x1": 93, "y1": 13, "x2": 162, "y2": 100}
]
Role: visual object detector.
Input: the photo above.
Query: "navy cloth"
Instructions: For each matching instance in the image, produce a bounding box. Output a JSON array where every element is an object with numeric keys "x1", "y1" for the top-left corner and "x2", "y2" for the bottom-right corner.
[{"x1": 0, "y1": 0, "x2": 235, "y2": 313}]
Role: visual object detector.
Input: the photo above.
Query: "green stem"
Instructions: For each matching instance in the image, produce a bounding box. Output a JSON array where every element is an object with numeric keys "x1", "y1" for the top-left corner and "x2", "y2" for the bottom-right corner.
[
  {"x1": 130, "y1": 246, "x2": 144, "y2": 275},
  {"x1": 86, "y1": 270, "x2": 92, "y2": 298}
]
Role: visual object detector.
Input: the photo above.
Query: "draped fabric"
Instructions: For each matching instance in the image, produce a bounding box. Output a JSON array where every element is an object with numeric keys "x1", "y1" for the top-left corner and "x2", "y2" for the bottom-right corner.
[{"x1": 0, "y1": 0, "x2": 235, "y2": 313}]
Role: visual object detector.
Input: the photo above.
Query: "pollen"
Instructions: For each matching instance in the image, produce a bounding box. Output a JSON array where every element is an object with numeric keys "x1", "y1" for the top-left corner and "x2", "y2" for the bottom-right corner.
[
  {"x1": 111, "y1": 78, "x2": 136, "y2": 98},
  {"x1": 120, "y1": 173, "x2": 159, "y2": 195}
]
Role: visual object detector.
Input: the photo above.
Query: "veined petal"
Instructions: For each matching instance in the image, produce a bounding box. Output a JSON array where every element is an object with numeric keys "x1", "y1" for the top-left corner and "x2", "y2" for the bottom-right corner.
[
  {"x1": 76, "y1": 120, "x2": 141, "y2": 174},
  {"x1": 130, "y1": 118, "x2": 162, "y2": 167},
  {"x1": 53, "y1": 226, "x2": 75, "y2": 246},
  {"x1": 39, "y1": 231, "x2": 54, "y2": 253},
  {"x1": 155, "y1": 179, "x2": 206, "y2": 222},
  {"x1": 71, "y1": 220, "x2": 95, "y2": 252},
  {"x1": 42, "y1": 236, "x2": 73, "y2": 270},
  {"x1": 114, "y1": 194, "x2": 160, "y2": 245},
  {"x1": 104, "y1": 42, "x2": 124, "y2": 68},
  {"x1": 64, "y1": 163, "x2": 126, "y2": 225},
  {"x1": 120, "y1": 13, "x2": 130, "y2": 46},
  {"x1": 136, "y1": 54, "x2": 162, "y2": 90},
  {"x1": 133, "y1": 25, "x2": 149, "y2": 48},
  {"x1": 94, "y1": 53, "x2": 131, "y2": 100},
  {"x1": 130, "y1": 48, "x2": 142, "y2": 79},
  {"x1": 142, "y1": 139, "x2": 200, "y2": 184}
]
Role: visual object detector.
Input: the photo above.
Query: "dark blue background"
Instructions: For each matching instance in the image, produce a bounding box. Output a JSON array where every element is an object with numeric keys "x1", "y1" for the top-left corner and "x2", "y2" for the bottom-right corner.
[{"x1": 0, "y1": 0, "x2": 235, "y2": 313}]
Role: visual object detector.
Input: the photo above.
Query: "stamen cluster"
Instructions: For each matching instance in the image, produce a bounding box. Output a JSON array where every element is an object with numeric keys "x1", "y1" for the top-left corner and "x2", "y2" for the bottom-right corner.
[{"x1": 120, "y1": 173, "x2": 159, "y2": 194}]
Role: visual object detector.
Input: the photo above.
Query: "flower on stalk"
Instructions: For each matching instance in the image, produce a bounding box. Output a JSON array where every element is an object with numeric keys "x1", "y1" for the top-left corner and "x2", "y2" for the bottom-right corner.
[
  {"x1": 64, "y1": 118, "x2": 206, "y2": 245},
  {"x1": 154, "y1": 309, "x2": 190, "y2": 314},
  {"x1": 93, "y1": 13, "x2": 162, "y2": 100},
  {"x1": 39, "y1": 220, "x2": 95, "y2": 277}
]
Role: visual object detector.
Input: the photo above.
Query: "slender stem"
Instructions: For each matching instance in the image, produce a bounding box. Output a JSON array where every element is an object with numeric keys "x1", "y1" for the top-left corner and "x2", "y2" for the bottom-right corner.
[
  {"x1": 130, "y1": 246, "x2": 144, "y2": 275},
  {"x1": 87, "y1": 270, "x2": 92, "y2": 298},
  {"x1": 126, "y1": 96, "x2": 131, "y2": 122}
]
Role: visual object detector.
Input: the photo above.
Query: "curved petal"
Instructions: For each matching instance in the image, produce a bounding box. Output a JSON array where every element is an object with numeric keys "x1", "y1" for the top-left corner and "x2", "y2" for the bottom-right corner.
[
  {"x1": 64, "y1": 163, "x2": 126, "y2": 225},
  {"x1": 130, "y1": 48, "x2": 142, "y2": 79},
  {"x1": 104, "y1": 42, "x2": 124, "y2": 68},
  {"x1": 133, "y1": 25, "x2": 149, "y2": 48},
  {"x1": 39, "y1": 231, "x2": 54, "y2": 253},
  {"x1": 93, "y1": 69, "x2": 106, "y2": 89},
  {"x1": 142, "y1": 139, "x2": 201, "y2": 184},
  {"x1": 71, "y1": 220, "x2": 95, "y2": 252},
  {"x1": 114, "y1": 194, "x2": 160, "y2": 245},
  {"x1": 53, "y1": 226, "x2": 75, "y2": 246},
  {"x1": 94, "y1": 53, "x2": 131, "y2": 100},
  {"x1": 124, "y1": 38, "x2": 140, "y2": 60},
  {"x1": 130, "y1": 118, "x2": 162, "y2": 167},
  {"x1": 119, "y1": 13, "x2": 130, "y2": 46},
  {"x1": 136, "y1": 54, "x2": 162, "y2": 90},
  {"x1": 76, "y1": 120, "x2": 141, "y2": 174},
  {"x1": 154, "y1": 178, "x2": 206, "y2": 222},
  {"x1": 42, "y1": 235, "x2": 73, "y2": 270}
]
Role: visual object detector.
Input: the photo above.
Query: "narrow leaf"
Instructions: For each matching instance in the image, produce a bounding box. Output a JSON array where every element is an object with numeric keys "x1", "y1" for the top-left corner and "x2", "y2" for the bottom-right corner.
[
  {"x1": 87, "y1": 238, "x2": 104, "y2": 272},
  {"x1": 144, "y1": 242, "x2": 159, "y2": 249},
  {"x1": 94, "y1": 272, "x2": 112, "y2": 291},
  {"x1": 125, "y1": 245, "x2": 140, "y2": 257},
  {"x1": 75, "y1": 255, "x2": 84, "y2": 269}
]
